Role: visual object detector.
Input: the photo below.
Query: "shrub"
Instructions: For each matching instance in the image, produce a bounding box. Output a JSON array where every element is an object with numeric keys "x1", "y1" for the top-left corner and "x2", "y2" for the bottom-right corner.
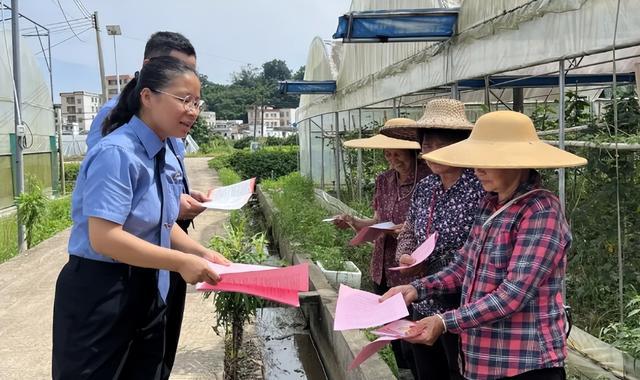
[
  {"x1": 64, "y1": 162, "x2": 81, "y2": 193},
  {"x1": 233, "y1": 136, "x2": 253, "y2": 150},
  {"x1": 15, "y1": 177, "x2": 47, "y2": 248},
  {"x1": 227, "y1": 147, "x2": 298, "y2": 181}
]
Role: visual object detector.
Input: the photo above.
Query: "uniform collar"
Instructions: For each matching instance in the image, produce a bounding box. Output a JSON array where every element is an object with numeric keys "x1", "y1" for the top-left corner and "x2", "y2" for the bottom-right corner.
[{"x1": 130, "y1": 115, "x2": 165, "y2": 159}]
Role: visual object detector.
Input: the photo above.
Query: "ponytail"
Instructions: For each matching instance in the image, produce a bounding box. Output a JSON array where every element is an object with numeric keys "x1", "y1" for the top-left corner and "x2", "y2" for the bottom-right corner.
[{"x1": 102, "y1": 73, "x2": 141, "y2": 136}]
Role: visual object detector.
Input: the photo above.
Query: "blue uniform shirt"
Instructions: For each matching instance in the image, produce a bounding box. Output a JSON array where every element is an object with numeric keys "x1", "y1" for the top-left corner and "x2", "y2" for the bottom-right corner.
[{"x1": 68, "y1": 115, "x2": 181, "y2": 299}]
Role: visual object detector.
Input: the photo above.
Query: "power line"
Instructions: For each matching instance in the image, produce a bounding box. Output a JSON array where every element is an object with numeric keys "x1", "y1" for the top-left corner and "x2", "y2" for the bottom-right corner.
[
  {"x1": 34, "y1": 25, "x2": 92, "y2": 54},
  {"x1": 72, "y1": 0, "x2": 91, "y2": 18},
  {"x1": 54, "y1": 0, "x2": 84, "y2": 42}
]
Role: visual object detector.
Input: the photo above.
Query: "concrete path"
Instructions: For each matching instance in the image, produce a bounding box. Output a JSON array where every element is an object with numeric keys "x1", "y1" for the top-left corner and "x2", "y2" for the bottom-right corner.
[{"x1": 0, "y1": 157, "x2": 229, "y2": 380}]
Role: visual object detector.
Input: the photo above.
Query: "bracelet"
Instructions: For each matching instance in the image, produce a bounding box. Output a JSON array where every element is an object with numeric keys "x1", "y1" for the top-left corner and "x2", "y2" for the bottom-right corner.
[{"x1": 435, "y1": 314, "x2": 448, "y2": 333}]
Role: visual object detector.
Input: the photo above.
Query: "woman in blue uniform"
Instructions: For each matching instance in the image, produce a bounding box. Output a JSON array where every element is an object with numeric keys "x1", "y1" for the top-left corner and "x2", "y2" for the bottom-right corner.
[{"x1": 52, "y1": 56, "x2": 229, "y2": 379}]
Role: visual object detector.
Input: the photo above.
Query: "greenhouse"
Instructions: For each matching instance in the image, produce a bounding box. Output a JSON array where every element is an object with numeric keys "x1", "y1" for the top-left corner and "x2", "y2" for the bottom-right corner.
[
  {"x1": 295, "y1": 0, "x2": 640, "y2": 378},
  {"x1": 0, "y1": 28, "x2": 56, "y2": 210}
]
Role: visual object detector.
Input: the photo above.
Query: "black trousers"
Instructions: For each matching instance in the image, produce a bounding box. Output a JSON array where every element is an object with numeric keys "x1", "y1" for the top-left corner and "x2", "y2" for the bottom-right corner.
[
  {"x1": 52, "y1": 256, "x2": 166, "y2": 380},
  {"x1": 161, "y1": 271, "x2": 187, "y2": 379},
  {"x1": 403, "y1": 332, "x2": 463, "y2": 380},
  {"x1": 160, "y1": 219, "x2": 190, "y2": 379},
  {"x1": 499, "y1": 367, "x2": 566, "y2": 380}
]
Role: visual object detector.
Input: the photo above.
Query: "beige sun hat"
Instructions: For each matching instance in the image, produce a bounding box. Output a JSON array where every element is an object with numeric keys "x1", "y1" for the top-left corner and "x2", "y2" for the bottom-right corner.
[
  {"x1": 380, "y1": 99, "x2": 473, "y2": 141},
  {"x1": 422, "y1": 110, "x2": 588, "y2": 169},
  {"x1": 344, "y1": 118, "x2": 421, "y2": 149},
  {"x1": 343, "y1": 134, "x2": 420, "y2": 149}
]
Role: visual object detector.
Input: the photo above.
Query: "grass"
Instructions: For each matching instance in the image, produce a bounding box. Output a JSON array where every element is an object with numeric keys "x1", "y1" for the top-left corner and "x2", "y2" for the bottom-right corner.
[
  {"x1": 218, "y1": 167, "x2": 242, "y2": 186},
  {"x1": 0, "y1": 196, "x2": 72, "y2": 264}
]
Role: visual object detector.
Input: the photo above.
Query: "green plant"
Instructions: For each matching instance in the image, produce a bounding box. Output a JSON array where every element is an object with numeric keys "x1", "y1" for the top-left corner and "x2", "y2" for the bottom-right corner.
[
  {"x1": 206, "y1": 211, "x2": 267, "y2": 380},
  {"x1": 233, "y1": 136, "x2": 253, "y2": 150},
  {"x1": 63, "y1": 162, "x2": 81, "y2": 193},
  {"x1": 15, "y1": 177, "x2": 47, "y2": 248},
  {"x1": 599, "y1": 290, "x2": 640, "y2": 359},
  {"x1": 0, "y1": 214, "x2": 18, "y2": 263},
  {"x1": 218, "y1": 168, "x2": 242, "y2": 186},
  {"x1": 363, "y1": 329, "x2": 399, "y2": 378}
]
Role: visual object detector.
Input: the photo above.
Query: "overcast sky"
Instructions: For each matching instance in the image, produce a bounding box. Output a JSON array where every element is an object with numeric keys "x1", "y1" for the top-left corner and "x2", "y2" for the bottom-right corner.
[{"x1": 13, "y1": 0, "x2": 351, "y2": 101}]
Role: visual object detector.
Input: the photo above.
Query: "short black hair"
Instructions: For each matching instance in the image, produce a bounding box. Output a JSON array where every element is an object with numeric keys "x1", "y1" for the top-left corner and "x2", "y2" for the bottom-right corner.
[
  {"x1": 418, "y1": 128, "x2": 470, "y2": 145},
  {"x1": 144, "y1": 31, "x2": 196, "y2": 59}
]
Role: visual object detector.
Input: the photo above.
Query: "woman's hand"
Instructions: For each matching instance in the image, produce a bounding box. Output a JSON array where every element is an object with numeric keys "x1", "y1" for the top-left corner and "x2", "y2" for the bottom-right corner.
[
  {"x1": 177, "y1": 254, "x2": 221, "y2": 285},
  {"x1": 396, "y1": 254, "x2": 423, "y2": 276},
  {"x1": 333, "y1": 214, "x2": 357, "y2": 230},
  {"x1": 202, "y1": 249, "x2": 231, "y2": 266},
  {"x1": 403, "y1": 315, "x2": 445, "y2": 345},
  {"x1": 382, "y1": 223, "x2": 404, "y2": 237},
  {"x1": 379, "y1": 284, "x2": 418, "y2": 305}
]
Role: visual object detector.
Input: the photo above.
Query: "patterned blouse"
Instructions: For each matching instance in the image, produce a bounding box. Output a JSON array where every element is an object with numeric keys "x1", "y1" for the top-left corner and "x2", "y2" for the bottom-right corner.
[
  {"x1": 396, "y1": 169, "x2": 485, "y2": 317},
  {"x1": 371, "y1": 164, "x2": 430, "y2": 287}
]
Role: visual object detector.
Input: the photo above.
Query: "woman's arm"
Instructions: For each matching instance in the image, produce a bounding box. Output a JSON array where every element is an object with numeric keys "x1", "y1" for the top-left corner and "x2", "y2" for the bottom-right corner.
[{"x1": 88, "y1": 217, "x2": 220, "y2": 284}]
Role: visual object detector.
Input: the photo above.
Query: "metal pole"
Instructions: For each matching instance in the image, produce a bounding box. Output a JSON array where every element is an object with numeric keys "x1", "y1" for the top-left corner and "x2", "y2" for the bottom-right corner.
[
  {"x1": 112, "y1": 35, "x2": 120, "y2": 93},
  {"x1": 93, "y1": 12, "x2": 107, "y2": 104},
  {"x1": 11, "y1": 0, "x2": 25, "y2": 252},
  {"x1": 513, "y1": 88, "x2": 524, "y2": 113},
  {"x1": 56, "y1": 106, "x2": 65, "y2": 195},
  {"x1": 357, "y1": 109, "x2": 362, "y2": 201},
  {"x1": 334, "y1": 112, "x2": 341, "y2": 200},
  {"x1": 253, "y1": 104, "x2": 257, "y2": 139},
  {"x1": 47, "y1": 30, "x2": 53, "y2": 103},
  {"x1": 484, "y1": 76, "x2": 491, "y2": 111},
  {"x1": 319, "y1": 116, "x2": 325, "y2": 189},
  {"x1": 307, "y1": 118, "x2": 312, "y2": 180},
  {"x1": 558, "y1": 60, "x2": 566, "y2": 212},
  {"x1": 451, "y1": 82, "x2": 460, "y2": 100},
  {"x1": 558, "y1": 59, "x2": 567, "y2": 304}
]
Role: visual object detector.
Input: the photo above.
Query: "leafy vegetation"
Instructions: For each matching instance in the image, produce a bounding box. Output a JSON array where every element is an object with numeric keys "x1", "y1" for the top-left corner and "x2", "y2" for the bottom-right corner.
[
  {"x1": 0, "y1": 195, "x2": 72, "y2": 263},
  {"x1": 261, "y1": 173, "x2": 372, "y2": 285},
  {"x1": 208, "y1": 146, "x2": 298, "y2": 182},
  {"x1": 200, "y1": 59, "x2": 304, "y2": 121},
  {"x1": 15, "y1": 177, "x2": 47, "y2": 248},
  {"x1": 63, "y1": 161, "x2": 81, "y2": 193},
  {"x1": 532, "y1": 86, "x2": 640, "y2": 358},
  {"x1": 206, "y1": 211, "x2": 268, "y2": 380}
]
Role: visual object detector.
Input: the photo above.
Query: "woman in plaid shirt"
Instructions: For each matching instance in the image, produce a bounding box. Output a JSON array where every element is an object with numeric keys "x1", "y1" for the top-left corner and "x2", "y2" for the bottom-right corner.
[{"x1": 382, "y1": 111, "x2": 587, "y2": 380}]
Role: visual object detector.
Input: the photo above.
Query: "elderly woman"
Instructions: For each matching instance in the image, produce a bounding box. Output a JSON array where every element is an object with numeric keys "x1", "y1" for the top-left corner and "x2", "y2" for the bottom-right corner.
[
  {"x1": 382, "y1": 111, "x2": 587, "y2": 380},
  {"x1": 382, "y1": 99, "x2": 485, "y2": 380},
  {"x1": 334, "y1": 118, "x2": 430, "y2": 371}
]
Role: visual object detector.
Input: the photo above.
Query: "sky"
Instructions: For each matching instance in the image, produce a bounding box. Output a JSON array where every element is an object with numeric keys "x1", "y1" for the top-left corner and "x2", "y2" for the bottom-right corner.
[{"x1": 10, "y1": 0, "x2": 351, "y2": 102}]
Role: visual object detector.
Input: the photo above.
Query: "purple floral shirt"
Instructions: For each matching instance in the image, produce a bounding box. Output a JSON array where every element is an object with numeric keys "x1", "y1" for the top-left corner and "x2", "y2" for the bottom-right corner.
[
  {"x1": 396, "y1": 169, "x2": 485, "y2": 317},
  {"x1": 371, "y1": 164, "x2": 430, "y2": 287}
]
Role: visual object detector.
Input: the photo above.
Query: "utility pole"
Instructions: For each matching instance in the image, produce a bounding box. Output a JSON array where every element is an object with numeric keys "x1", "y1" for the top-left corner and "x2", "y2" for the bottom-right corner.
[
  {"x1": 11, "y1": 0, "x2": 26, "y2": 252},
  {"x1": 93, "y1": 11, "x2": 107, "y2": 104},
  {"x1": 253, "y1": 104, "x2": 257, "y2": 139},
  {"x1": 56, "y1": 106, "x2": 65, "y2": 195}
]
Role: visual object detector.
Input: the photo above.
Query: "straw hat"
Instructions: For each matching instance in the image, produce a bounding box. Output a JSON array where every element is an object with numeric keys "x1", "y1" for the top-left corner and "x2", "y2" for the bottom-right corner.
[
  {"x1": 343, "y1": 134, "x2": 420, "y2": 150},
  {"x1": 380, "y1": 99, "x2": 473, "y2": 141},
  {"x1": 422, "y1": 110, "x2": 588, "y2": 169}
]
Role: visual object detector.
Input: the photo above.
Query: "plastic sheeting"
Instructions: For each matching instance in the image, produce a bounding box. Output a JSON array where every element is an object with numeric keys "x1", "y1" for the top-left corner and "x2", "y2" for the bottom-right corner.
[
  {"x1": 567, "y1": 327, "x2": 639, "y2": 380},
  {"x1": 299, "y1": 0, "x2": 640, "y2": 120},
  {"x1": 0, "y1": 29, "x2": 54, "y2": 155}
]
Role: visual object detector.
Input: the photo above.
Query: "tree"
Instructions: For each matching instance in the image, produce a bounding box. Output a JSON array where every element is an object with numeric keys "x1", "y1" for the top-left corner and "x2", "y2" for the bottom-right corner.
[
  {"x1": 262, "y1": 59, "x2": 291, "y2": 81},
  {"x1": 189, "y1": 115, "x2": 211, "y2": 146},
  {"x1": 231, "y1": 64, "x2": 260, "y2": 87},
  {"x1": 292, "y1": 65, "x2": 305, "y2": 80}
]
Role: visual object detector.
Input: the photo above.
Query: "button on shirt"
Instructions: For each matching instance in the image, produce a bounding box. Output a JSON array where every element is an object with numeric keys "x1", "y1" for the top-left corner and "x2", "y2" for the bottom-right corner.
[
  {"x1": 68, "y1": 116, "x2": 182, "y2": 299},
  {"x1": 412, "y1": 172, "x2": 570, "y2": 379}
]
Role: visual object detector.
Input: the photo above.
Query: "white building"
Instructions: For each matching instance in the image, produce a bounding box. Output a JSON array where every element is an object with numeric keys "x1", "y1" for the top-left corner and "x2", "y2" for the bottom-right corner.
[
  {"x1": 106, "y1": 74, "x2": 133, "y2": 101},
  {"x1": 247, "y1": 106, "x2": 297, "y2": 128},
  {"x1": 59, "y1": 91, "x2": 101, "y2": 133},
  {"x1": 199, "y1": 111, "x2": 217, "y2": 129}
]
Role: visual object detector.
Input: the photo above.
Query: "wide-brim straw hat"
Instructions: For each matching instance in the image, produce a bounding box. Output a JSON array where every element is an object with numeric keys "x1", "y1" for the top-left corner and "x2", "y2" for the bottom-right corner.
[
  {"x1": 343, "y1": 134, "x2": 420, "y2": 150},
  {"x1": 380, "y1": 99, "x2": 474, "y2": 141},
  {"x1": 422, "y1": 110, "x2": 588, "y2": 169}
]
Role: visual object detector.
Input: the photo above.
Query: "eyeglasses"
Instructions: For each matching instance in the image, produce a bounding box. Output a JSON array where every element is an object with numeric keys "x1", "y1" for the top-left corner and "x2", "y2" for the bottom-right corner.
[{"x1": 151, "y1": 89, "x2": 204, "y2": 113}]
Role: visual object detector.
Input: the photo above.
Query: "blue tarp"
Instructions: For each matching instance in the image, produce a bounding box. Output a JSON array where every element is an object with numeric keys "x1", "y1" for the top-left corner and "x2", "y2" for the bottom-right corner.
[
  {"x1": 333, "y1": 9, "x2": 458, "y2": 42},
  {"x1": 279, "y1": 81, "x2": 337, "y2": 94}
]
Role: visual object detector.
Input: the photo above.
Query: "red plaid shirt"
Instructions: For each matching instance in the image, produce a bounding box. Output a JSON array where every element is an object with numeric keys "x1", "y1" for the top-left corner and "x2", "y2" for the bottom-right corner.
[{"x1": 412, "y1": 174, "x2": 570, "y2": 379}]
